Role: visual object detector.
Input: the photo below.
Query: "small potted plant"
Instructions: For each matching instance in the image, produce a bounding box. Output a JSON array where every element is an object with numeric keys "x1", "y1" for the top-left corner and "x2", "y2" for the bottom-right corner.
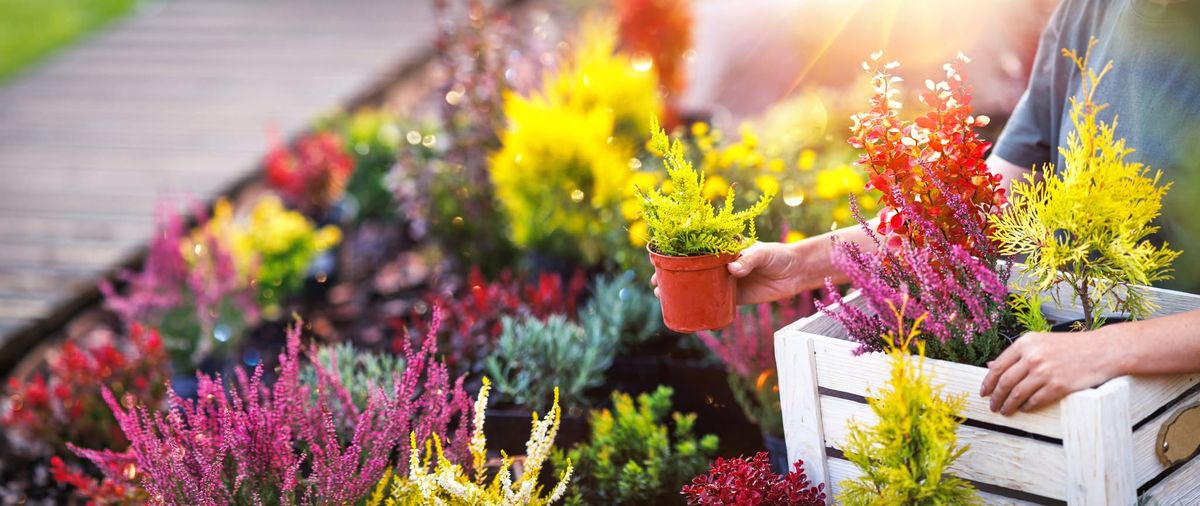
[{"x1": 639, "y1": 117, "x2": 774, "y2": 332}]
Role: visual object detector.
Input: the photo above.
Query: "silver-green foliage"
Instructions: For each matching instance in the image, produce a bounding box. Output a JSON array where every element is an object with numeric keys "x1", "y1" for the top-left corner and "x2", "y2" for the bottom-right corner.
[
  {"x1": 302, "y1": 342, "x2": 405, "y2": 412},
  {"x1": 583, "y1": 271, "x2": 663, "y2": 350},
  {"x1": 485, "y1": 313, "x2": 618, "y2": 411}
]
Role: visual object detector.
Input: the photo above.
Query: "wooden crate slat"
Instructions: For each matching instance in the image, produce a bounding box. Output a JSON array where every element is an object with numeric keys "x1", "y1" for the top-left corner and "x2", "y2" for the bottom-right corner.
[
  {"x1": 820, "y1": 395, "x2": 1068, "y2": 501},
  {"x1": 1142, "y1": 454, "x2": 1200, "y2": 504},
  {"x1": 825, "y1": 456, "x2": 1044, "y2": 506},
  {"x1": 808, "y1": 331, "x2": 1064, "y2": 439},
  {"x1": 1130, "y1": 385, "x2": 1200, "y2": 486}
]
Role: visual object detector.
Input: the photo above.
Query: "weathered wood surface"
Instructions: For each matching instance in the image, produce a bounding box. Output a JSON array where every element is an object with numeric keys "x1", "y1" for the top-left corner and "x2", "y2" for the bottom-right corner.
[
  {"x1": 779, "y1": 266, "x2": 1200, "y2": 504},
  {"x1": 0, "y1": 0, "x2": 437, "y2": 349}
]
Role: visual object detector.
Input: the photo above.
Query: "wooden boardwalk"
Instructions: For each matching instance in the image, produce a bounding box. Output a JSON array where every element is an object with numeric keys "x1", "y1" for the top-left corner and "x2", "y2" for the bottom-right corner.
[{"x1": 0, "y1": 0, "x2": 436, "y2": 348}]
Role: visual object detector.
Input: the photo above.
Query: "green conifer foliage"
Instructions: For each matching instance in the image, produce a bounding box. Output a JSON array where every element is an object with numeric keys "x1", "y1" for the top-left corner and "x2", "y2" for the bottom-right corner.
[
  {"x1": 639, "y1": 117, "x2": 774, "y2": 256},
  {"x1": 838, "y1": 301, "x2": 980, "y2": 506},
  {"x1": 990, "y1": 39, "x2": 1181, "y2": 329}
]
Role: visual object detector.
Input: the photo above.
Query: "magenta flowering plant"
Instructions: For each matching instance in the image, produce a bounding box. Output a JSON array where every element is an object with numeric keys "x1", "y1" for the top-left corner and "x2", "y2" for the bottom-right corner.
[
  {"x1": 101, "y1": 200, "x2": 259, "y2": 367},
  {"x1": 66, "y1": 308, "x2": 472, "y2": 505},
  {"x1": 821, "y1": 196, "x2": 1009, "y2": 366},
  {"x1": 698, "y1": 295, "x2": 817, "y2": 437}
]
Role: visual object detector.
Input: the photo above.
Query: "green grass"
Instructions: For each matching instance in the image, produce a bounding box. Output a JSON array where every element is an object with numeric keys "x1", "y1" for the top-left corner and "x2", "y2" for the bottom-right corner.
[{"x1": 0, "y1": 0, "x2": 139, "y2": 82}]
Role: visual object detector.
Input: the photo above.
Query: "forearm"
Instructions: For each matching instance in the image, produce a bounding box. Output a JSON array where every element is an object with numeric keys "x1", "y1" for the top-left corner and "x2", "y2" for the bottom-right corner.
[
  {"x1": 1097, "y1": 309, "x2": 1200, "y2": 377},
  {"x1": 788, "y1": 220, "x2": 879, "y2": 292}
]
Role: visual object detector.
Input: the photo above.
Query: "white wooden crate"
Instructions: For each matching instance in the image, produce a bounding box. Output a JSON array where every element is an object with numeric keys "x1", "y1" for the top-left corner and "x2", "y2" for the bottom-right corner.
[{"x1": 776, "y1": 280, "x2": 1200, "y2": 505}]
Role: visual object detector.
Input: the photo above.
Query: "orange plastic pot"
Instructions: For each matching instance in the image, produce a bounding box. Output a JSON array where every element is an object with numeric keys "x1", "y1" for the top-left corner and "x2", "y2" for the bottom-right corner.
[{"x1": 648, "y1": 246, "x2": 739, "y2": 333}]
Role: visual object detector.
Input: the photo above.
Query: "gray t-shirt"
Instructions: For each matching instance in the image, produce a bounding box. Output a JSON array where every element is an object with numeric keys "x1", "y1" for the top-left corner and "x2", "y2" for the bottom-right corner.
[{"x1": 994, "y1": 0, "x2": 1200, "y2": 292}]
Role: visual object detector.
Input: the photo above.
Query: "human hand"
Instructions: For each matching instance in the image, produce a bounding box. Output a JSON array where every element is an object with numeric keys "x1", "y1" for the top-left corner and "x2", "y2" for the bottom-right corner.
[
  {"x1": 979, "y1": 330, "x2": 1122, "y2": 415},
  {"x1": 651, "y1": 241, "x2": 805, "y2": 305}
]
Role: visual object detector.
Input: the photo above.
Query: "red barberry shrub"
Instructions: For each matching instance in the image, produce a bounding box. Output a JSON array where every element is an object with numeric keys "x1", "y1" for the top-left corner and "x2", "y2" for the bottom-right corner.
[
  {"x1": 615, "y1": 0, "x2": 693, "y2": 97},
  {"x1": 682, "y1": 452, "x2": 826, "y2": 506},
  {"x1": 397, "y1": 266, "x2": 586, "y2": 374},
  {"x1": 265, "y1": 130, "x2": 355, "y2": 212},
  {"x1": 2, "y1": 324, "x2": 169, "y2": 456},
  {"x1": 847, "y1": 52, "x2": 1005, "y2": 257}
]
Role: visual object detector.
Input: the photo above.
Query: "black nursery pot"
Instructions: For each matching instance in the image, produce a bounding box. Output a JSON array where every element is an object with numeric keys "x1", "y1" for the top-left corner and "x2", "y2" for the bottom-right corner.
[
  {"x1": 484, "y1": 405, "x2": 589, "y2": 456},
  {"x1": 763, "y1": 431, "x2": 789, "y2": 475},
  {"x1": 1050, "y1": 316, "x2": 1131, "y2": 332}
]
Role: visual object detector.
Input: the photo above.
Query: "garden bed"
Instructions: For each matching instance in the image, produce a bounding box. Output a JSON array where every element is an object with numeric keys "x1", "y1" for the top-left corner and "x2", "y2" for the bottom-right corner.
[{"x1": 776, "y1": 271, "x2": 1200, "y2": 505}]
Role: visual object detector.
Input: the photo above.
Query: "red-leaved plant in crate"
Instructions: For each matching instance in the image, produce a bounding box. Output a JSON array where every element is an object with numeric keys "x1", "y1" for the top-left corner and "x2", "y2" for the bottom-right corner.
[
  {"x1": 63, "y1": 309, "x2": 471, "y2": 505},
  {"x1": 848, "y1": 52, "x2": 1005, "y2": 256},
  {"x1": 397, "y1": 266, "x2": 586, "y2": 374},
  {"x1": 2, "y1": 325, "x2": 169, "y2": 456},
  {"x1": 265, "y1": 130, "x2": 355, "y2": 212},
  {"x1": 682, "y1": 452, "x2": 826, "y2": 506},
  {"x1": 820, "y1": 53, "x2": 1011, "y2": 367}
]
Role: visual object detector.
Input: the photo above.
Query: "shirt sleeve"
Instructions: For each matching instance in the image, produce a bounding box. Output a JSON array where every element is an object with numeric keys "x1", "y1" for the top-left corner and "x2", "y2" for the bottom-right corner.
[{"x1": 992, "y1": 0, "x2": 1068, "y2": 169}]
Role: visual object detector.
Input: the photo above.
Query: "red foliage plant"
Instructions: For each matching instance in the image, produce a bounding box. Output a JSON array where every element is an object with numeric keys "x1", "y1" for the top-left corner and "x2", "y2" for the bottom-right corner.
[
  {"x1": 2, "y1": 324, "x2": 169, "y2": 456},
  {"x1": 397, "y1": 267, "x2": 586, "y2": 374},
  {"x1": 616, "y1": 0, "x2": 693, "y2": 97},
  {"x1": 682, "y1": 452, "x2": 826, "y2": 506},
  {"x1": 265, "y1": 130, "x2": 355, "y2": 212},
  {"x1": 848, "y1": 51, "x2": 1005, "y2": 257}
]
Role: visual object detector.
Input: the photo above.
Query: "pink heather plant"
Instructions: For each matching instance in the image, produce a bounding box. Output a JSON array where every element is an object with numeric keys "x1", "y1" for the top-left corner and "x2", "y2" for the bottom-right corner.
[
  {"x1": 820, "y1": 194, "x2": 1009, "y2": 366},
  {"x1": 101, "y1": 200, "x2": 259, "y2": 365},
  {"x1": 67, "y1": 308, "x2": 472, "y2": 505}
]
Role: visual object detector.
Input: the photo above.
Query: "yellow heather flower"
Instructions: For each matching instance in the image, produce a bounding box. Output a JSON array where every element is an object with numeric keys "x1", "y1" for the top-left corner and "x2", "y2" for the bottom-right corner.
[
  {"x1": 815, "y1": 164, "x2": 865, "y2": 200},
  {"x1": 628, "y1": 219, "x2": 649, "y2": 248},
  {"x1": 797, "y1": 148, "x2": 817, "y2": 171},
  {"x1": 702, "y1": 175, "x2": 730, "y2": 201},
  {"x1": 755, "y1": 174, "x2": 780, "y2": 196}
]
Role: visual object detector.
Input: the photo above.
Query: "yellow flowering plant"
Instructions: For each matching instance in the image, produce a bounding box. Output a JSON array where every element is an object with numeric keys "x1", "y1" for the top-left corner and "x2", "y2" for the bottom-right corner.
[
  {"x1": 490, "y1": 17, "x2": 662, "y2": 268},
  {"x1": 193, "y1": 196, "x2": 341, "y2": 317},
  {"x1": 368, "y1": 378, "x2": 572, "y2": 506}
]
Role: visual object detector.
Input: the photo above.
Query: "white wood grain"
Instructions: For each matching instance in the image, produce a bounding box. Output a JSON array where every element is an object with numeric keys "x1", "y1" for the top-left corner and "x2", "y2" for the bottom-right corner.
[
  {"x1": 1061, "y1": 380, "x2": 1136, "y2": 505},
  {"x1": 774, "y1": 329, "x2": 830, "y2": 504},
  {"x1": 1141, "y1": 452, "x2": 1200, "y2": 504},
  {"x1": 820, "y1": 395, "x2": 1068, "y2": 500},
  {"x1": 825, "y1": 456, "x2": 1042, "y2": 506},
  {"x1": 1131, "y1": 385, "x2": 1200, "y2": 487},
  {"x1": 1124, "y1": 374, "x2": 1200, "y2": 425},
  {"x1": 806, "y1": 333, "x2": 1064, "y2": 438}
]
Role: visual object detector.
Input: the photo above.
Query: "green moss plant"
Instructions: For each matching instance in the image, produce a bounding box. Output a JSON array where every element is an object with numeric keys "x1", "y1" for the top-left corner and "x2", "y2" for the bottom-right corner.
[
  {"x1": 639, "y1": 116, "x2": 774, "y2": 257},
  {"x1": 990, "y1": 39, "x2": 1181, "y2": 330}
]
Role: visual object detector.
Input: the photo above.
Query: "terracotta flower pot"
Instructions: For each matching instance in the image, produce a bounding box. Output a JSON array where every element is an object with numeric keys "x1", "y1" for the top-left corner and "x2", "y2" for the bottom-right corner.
[{"x1": 648, "y1": 246, "x2": 738, "y2": 332}]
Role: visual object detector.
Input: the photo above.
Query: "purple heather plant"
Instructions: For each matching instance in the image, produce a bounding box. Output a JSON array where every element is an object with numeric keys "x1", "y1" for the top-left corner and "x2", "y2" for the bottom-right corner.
[
  {"x1": 819, "y1": 191, "x2": 1010, "y2": 366},
  {"x1": 68, "y1": 308, "x2": 472, "y2": 505}
]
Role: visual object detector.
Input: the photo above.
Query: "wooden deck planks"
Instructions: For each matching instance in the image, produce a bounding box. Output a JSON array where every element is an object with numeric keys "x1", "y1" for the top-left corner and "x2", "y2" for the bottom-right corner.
[{"x1": 0, "y1": 0, "x2": 437, "y2": 346}]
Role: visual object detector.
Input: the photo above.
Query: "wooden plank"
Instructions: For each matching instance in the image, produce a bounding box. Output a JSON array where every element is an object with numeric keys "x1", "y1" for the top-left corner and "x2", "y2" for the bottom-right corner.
[
  {"x1": 808, "y1": 333, "x2": 1064, "y2": 439},
  {"x1": 0, "y1": 241, "x2": 135, "y2": 269},
  {"x1": 1126, "y1": 374, "x2": 1200, "y2": 427},
  {"x1": 1131, "y1": 385, "x2": 1200, "y2": 487},
  {"x1": 821, "y1": 395, "x2": 1068, "y2": 500},
  {"x1": 826, "y1": 456, "x2": 1042, "y2": 506},
  {"x1": 1061, "y1": 379, "x2": 1136, "y2": 505},
  {"x1": 774, "y1": 330, "x2": 829, "y2": 499},
  {"x1": 0, "y1": 297, "x2": 57, "y2": 321},
  {"x1": 1141, "y1": 453, "x2": 1200, "y2": 504}
]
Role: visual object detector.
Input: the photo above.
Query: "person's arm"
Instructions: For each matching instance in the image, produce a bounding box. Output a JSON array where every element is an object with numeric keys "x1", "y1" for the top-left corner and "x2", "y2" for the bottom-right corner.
[{"x1": 980, "y1": 311, "x2": 1200, "y2": 415}]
